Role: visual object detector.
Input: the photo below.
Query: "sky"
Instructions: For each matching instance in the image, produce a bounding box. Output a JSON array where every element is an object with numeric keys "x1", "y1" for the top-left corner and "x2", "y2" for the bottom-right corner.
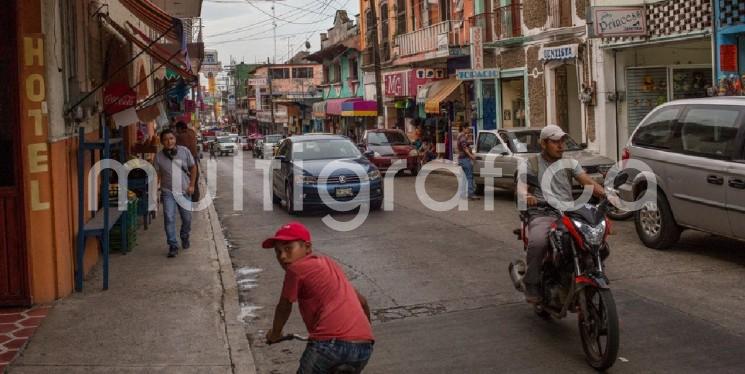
[{"x1": 201, "y1": 0, "x2": 360, "y2": 66}]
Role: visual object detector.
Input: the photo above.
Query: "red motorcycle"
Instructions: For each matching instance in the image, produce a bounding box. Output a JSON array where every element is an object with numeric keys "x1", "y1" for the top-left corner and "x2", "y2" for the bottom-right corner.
[{"x1": 509, "y1": 173, "x2": 627, "y2": 371}]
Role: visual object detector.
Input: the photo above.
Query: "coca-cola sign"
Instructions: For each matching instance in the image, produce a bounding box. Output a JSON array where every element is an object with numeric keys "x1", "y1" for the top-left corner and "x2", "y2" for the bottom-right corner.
[{"x1": 103, "y1": 83, "x2": 137, "y2": 115}]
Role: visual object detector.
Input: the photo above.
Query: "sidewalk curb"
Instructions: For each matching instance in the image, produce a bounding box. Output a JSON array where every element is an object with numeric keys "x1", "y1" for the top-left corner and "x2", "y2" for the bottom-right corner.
[{"x1": 206, "y1": 195, "x2": 257, "y2": 374}]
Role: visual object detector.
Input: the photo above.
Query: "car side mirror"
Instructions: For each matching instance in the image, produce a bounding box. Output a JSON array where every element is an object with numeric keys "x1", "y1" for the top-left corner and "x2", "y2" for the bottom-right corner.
[
  {"x1": 500, "y1": 151, "x2": 509, "y2": 156},
  {"x1": 363, "y1": 150, "x2": 375, "y2": 158}
]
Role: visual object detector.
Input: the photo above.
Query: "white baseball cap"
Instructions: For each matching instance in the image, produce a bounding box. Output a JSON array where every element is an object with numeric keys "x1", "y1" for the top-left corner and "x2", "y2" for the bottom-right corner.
[{"x1": 539, "y1": 125, "x2": 568, "y2": 141}]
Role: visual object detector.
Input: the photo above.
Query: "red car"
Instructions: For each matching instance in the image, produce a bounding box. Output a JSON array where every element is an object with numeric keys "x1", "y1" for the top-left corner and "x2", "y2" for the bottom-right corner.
[{"x1": 359, "y1": 129, "x2": 421, "y2": 175}]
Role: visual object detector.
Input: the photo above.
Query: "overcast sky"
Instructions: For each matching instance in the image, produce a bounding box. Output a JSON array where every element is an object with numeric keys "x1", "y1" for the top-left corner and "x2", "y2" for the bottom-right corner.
[{"x1": 202, "y1": 0, "x2": 359, "y2": 66}]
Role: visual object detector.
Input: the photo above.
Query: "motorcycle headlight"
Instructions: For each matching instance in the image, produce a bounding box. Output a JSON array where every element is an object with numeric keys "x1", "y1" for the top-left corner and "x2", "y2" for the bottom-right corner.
[
  {"x1": 409, "y1": 149, "x2": 419, "y2": 157},
  {"x1": 573, "y1": 220, "x2": 606, "y2": 246},
  {"x1": 294, "y1": 175, "x2": 317, "y2": 185},
  {"x1": 367, "y1": 170, "x2": 381, "y2": 181}
]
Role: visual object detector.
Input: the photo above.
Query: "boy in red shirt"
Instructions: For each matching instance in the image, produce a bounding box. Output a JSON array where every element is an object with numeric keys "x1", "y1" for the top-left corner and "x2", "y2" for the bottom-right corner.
[{"x1": 263, "y1": 222, "x2": 374, "y2": 373}]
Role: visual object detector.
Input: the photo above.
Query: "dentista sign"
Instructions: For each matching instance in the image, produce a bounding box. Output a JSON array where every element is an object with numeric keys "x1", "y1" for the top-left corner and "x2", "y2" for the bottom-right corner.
[{"x1": 592, "y1": 6, "x2": 647, "y2": 37}]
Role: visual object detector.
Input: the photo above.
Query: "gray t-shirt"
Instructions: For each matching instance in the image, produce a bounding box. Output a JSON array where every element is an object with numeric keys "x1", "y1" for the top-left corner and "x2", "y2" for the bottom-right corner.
[
  {"x1": 155, "y1": 145, "x2": 195, "y2": 194},
  {"x1": 526, "y1": 155, "x2": 584, "y2": 214}
]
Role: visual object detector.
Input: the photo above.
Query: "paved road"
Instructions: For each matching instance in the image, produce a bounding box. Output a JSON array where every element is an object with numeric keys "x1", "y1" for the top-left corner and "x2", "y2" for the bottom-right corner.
[{"x1": 209, "y1": 152, "x2": 745, "y2": 373}]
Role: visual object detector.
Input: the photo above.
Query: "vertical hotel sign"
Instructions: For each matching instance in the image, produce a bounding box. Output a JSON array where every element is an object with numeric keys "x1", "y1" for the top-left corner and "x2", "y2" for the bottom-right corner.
[
  {"x1": 21, "y1": 35, "x2": 50, "y2": 211},
  {"x1": 470, "y1": 26, "x2": 484, "y2": 70}
]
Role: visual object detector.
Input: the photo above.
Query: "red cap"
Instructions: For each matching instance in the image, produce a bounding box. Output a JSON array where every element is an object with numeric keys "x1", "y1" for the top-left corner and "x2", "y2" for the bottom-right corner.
[{"x1": 261, "y1": 221, "x2": 312, "y2": 248}]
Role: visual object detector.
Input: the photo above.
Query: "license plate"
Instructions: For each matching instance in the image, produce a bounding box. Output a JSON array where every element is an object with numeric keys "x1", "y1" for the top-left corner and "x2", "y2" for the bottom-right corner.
[{"x1": 335, "y1": 188, "x2": 353, "y2": 197}]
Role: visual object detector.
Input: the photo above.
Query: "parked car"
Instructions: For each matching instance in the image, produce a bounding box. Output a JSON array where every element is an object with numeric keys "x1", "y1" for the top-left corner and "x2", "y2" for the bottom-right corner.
[
  {"x1": 271, "y1": 134, "x2": 384, "y2": 214},
  {"x1": 253, "y1": 139, "x2": 265, "y2": 158},
  {"x1": 216, "y1": 136, "x2": 237, "y2": 156},
  {"x1": 618, "y1": 97, "x2": 745, "y2": 249},
  {"x1": 262, "y1": 134, "x2": 285, "y2": 159},
  {"x1": 359, "y1": 129, "x2": 421, "y2": 175},
  {"x1": 472, "y1": 128, "x2": 616, "y2": 193}
]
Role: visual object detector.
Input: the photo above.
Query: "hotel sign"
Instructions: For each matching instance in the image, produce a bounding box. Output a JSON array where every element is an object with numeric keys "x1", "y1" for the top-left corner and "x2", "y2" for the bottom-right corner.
[{"x1": 592, "y1": 6, "x2": 647, "y2": 37}]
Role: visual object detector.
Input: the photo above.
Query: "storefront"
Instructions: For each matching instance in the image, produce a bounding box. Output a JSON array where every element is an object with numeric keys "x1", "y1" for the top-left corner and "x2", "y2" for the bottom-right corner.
[
  {"x1": 384, "y1": 69, "x2": 444, "y2": 130},
  {"x1": 456, "y1": 68, "x2": 528, "y2": 131},
  {"x1": 341, "y1": 100, "x2": 377, "y2": 142}
]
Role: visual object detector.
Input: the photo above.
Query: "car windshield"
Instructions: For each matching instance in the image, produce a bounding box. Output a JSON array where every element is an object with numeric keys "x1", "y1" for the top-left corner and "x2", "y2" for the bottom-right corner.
[
  {"x1": 265, "y1": 135, "x2": 283, "y2": 143},
  {"x1": 367, "y1": 131, "x2": 410, "y2": 146},
  {"x1": 293, "y1": 139, "x2": 362, "y2": 161},
  {"x1": 217, "y1": 137, "x2": 233, "y2": 143},
  {"x1": 508, "y1": 131, "x2": 582, "y2": 153}
]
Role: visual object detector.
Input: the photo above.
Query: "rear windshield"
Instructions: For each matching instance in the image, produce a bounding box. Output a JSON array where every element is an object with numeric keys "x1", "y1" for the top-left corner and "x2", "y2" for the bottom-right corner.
[{"x1": 367, "y1": 131, "x2": 410, "y2": 146}]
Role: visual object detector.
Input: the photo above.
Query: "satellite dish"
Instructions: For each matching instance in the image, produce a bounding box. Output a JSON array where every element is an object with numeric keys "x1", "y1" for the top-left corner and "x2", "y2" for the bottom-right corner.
[{"x1": 305, "y1": 41, "x2": 311, "y2": 50}]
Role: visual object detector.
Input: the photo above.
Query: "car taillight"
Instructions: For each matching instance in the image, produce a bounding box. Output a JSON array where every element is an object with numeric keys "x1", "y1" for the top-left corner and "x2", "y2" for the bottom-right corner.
[{"x1": 621, "y1": 147, "x2": 630, "y2": 161}]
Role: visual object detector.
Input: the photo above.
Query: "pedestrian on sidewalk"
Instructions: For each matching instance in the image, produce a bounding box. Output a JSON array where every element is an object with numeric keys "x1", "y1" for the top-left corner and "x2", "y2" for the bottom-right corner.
[
  {"x1": 156, "y1": 129, "x2": 197, "y2": 258},
  {"x1": 209, "y1": 141, "x2": 218, "y2": 160},
  {"x1": 263, "y1": 222, "x2": 374, "y2": 373},
  {"x1": 457, "y1": 126, "x2": 479, "y2": 200},
  {"x1": 175, "y1": 121, "x2": 201, "y2": 202}
]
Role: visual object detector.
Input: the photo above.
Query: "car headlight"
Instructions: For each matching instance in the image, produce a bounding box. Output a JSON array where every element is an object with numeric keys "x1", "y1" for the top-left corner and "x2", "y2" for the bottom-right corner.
[
  {"x1": 573, "y1": 220, "x2": 606, "y2": 246},
  {"x1": 367, "y1": 170, "x2": 381, "y2": 181},
  {"x1": 294, "y1": 175, "x2": 317, "y2": 185},
  {"x1": 409, "y1": 149, "x2": 419, "y2": 157},
  {"x1": 373, "y1": 151, "x2": 382, "y2": 158}
]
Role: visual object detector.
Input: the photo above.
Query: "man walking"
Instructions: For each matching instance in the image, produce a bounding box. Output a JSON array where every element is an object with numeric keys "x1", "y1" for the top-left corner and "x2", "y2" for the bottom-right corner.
[
  {"x1": 174, "y1": 121, "x2": 200, "y2": 202},
  {"x1": 457, "y1": 126, "x2": 479, "y2": 201},
  {"x1": 156, "y1": 129, "x2": 197, "y2": 258}
]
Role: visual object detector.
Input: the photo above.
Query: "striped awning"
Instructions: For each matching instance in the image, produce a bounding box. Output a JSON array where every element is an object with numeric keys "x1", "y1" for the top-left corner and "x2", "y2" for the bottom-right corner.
[
  {"x1": 119, "y1": 0, "x2": 183, "y2": 43},
  {"x1": 341, "y1": 100, "x2": 377, "y2": 117},
  {"x1": 423, "y1": 78, "x2": 462, "y2": 114},
  {"x1": 327, "y1": 98, "x2": 360, "y2": 115}
]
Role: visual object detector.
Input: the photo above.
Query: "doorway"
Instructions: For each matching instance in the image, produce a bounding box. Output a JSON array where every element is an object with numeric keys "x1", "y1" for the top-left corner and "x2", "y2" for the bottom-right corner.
[
  {"x1": 554, "y1": 64, "x2": 581, "y2": 140},
  {"x1": 0, "y1": 0, "x2": 30, "y2": 306}
]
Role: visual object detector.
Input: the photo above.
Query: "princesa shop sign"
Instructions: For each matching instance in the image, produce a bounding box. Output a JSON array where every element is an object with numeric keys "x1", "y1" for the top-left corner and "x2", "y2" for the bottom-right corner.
[{"x1": 592, "y1": 6, "x2": 647, "y2": 37}]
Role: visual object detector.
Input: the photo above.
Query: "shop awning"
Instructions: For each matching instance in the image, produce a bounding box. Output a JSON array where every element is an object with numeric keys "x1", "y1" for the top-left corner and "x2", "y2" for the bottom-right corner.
[
  {"x1": 327, "y1": 98, "x2": 361, "y2": 116},
  {"x1": 341, "y1": 100, "x2": 377, "y2": 117},
  {"x1": 423, "y1": 78, "x2": 462, "y2": 114},
  {"x1": 120, "y1": 0, "x2": 183, "y2": 43},
  {"x1": 312, "y1": 101, "x2": 326, "y2": 119}
]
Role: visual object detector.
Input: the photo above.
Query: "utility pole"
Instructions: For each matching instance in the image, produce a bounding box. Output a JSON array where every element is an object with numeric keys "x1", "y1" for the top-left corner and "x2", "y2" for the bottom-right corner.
[
  {"x1": 272, "y1": 0, "x2": 277, "y2": 63},
  {"x1": 267, "y1": 57, "x2": 276, "y2": 134},
  {"x1": 369, "y1": 0, "x2": 385, "y2": 128}
]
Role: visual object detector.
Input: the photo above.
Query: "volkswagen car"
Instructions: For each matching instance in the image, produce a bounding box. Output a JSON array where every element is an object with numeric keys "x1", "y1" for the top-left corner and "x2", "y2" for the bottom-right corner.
[{"x1": 271, "y1": 134, "x2": 384, "y2": 214}]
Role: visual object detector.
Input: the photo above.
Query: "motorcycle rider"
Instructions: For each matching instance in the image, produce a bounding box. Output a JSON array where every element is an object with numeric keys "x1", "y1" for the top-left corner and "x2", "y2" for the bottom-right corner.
[{"x1": 517, "y1": 125, "x2": 605, "y2": 304}]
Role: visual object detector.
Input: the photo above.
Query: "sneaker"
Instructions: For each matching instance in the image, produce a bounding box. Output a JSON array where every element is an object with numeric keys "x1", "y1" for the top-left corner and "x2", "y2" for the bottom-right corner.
[
  {"x1": 167, "y1": 246, "x2": 178, "y2": 258},
  {"x1": 182, "y1": 238, "x2": 190, "y2": 250},
  {"x1": 524, "y1": 283, "x2": 542, "y2": 304},
  {"x1": 468, "y1": 196, "x2": 481, "y2": 201}
]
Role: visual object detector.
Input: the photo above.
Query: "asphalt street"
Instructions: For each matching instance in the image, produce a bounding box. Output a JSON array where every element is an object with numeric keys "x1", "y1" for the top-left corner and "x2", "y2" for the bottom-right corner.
[{"x1": 209, "y1": 151, "x2": 745, "y2": 373}]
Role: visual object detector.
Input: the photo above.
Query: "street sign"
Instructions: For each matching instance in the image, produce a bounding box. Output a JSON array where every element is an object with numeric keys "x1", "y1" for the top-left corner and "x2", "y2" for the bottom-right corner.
[
  {"x1": 592, "y1": 6, "x2": 647, "y2": 38},
  {"x1": 248, "y1": 77, "x2": 267, "y2": 86}
]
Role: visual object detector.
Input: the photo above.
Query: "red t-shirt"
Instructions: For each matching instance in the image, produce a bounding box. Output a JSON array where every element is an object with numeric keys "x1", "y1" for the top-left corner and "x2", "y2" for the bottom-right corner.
[{"x1": 282, "y1": 254, "x2": 374, "y2": 341}]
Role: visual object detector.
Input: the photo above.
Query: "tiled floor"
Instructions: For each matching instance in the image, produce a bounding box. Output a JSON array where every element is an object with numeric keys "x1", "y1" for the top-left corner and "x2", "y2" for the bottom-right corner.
[{"x1": 0, "y1": 306, "x2": 49, "y2": 373}]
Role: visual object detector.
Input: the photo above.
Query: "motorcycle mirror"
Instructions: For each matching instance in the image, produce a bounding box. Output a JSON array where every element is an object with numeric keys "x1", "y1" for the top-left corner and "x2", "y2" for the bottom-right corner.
[{"x1": 612, "y1": 172, "x2": 629, "y2": 189}]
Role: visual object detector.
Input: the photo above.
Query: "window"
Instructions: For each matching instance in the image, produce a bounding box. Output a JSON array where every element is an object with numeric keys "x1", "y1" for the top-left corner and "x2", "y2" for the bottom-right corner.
[
  {"x1": 381, "y1": 3, "x2": 389, "y2": 41},
  {"x1": 332, "y1": 63, "x2": 341, "y2": 83},
  {"x1": 348, "y1": 58, "x2": 358, "y2": 80},
  {"x1": 270, "y1": 68, "x2": 290, "y2": 80},
  {"x1": 396, "y1": 0, "x2": 406, "y2": 35},
  {"x1": 632, "y1": 106, "x2": 682, "y2": 150},
  {"x1": 478, "y1": 133, "x2": 497, "y2": 153},
  {"x1": 323, "y1": 65, "x2": 330, "y2": 83},
  {"x1": 292, "y1": 67, "x2": 313, "y2": 79},
  {"x1": 678, "y1": 106, "x2": 741, "y2": 160}
]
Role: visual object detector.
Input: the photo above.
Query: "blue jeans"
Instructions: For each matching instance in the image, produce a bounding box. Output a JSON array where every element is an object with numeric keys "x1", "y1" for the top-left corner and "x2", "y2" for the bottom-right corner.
[
  {"x1": 458, "y1": 157, "x2": 476, "y2": 198},
  {"x1": 161, "y1": 191, "x2": 192, "y2": 248},
  {"x1": 298, "y1": 340, "x2": 373, "y2": 374}
]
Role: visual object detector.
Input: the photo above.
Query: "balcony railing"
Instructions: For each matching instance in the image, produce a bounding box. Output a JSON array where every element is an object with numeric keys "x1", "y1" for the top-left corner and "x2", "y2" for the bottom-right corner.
[
  {"x1": 395, "y1": 20, "x2": 463, "y2": 57},
  {"x1": 468, "y1": 3, "x2": 522, "y2": 44}
]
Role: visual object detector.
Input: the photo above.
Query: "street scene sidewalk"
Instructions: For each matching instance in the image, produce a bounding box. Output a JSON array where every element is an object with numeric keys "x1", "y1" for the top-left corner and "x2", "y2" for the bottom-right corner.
[{"x1": 7, "y1": 202, "x2": 254, "y2": 374}]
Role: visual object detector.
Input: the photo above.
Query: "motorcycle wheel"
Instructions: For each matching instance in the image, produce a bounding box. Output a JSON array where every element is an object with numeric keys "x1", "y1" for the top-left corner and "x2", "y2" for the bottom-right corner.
[
  {"x1": 578, "y1": 288, "x2": 619, "y2": 371},
  {"x1": 607, "y1": 205, "x2": 633, "y2": 221}
]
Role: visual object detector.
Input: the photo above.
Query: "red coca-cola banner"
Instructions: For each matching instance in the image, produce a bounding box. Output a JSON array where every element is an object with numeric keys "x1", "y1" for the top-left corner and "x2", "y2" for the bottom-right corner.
[{"x1": 103, "y1": 83, "x2": 137, "y2": 115}]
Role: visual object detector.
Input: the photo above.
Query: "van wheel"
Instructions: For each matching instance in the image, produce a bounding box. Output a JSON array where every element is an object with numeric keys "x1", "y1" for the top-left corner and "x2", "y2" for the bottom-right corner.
[
  {"x1": 634, "y1": 191, "x2": 681, "y2": 249},
  {"x1": 474, "y1": 183, "x2": 484, "y2": 195},
  {"x1": 285, "y1": 183, "x2": 298, "y2": 215}
]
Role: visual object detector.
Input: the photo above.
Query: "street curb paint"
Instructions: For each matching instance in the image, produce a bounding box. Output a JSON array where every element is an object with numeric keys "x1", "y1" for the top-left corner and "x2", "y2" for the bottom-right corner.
[{"x1": 206, "y1": 177, "x2": 258, "y2": 374}]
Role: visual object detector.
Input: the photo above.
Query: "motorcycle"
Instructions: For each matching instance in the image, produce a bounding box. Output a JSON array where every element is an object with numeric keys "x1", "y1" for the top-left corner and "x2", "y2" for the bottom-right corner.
[{"x1": 509, "y1": 173, "x2": 628, "y2": 371}]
